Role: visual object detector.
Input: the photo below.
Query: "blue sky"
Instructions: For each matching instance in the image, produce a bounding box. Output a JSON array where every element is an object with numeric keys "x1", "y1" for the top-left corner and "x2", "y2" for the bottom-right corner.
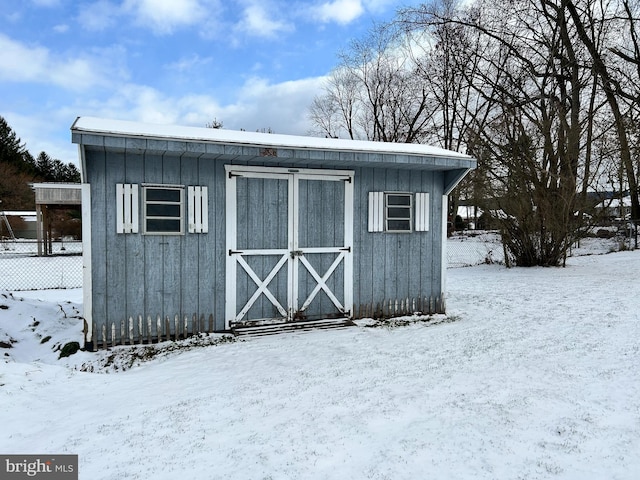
[{"x1": 1, "y1": 0, "x2": 419, "y2": 165}]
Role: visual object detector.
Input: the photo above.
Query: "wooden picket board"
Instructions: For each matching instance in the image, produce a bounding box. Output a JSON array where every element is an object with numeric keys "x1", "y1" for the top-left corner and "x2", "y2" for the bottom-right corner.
[
  {"x1": 352, "y1": 294, "x2": 446, "y2": 321},
  {"x1": 87, "y1": 292, "x2": 446, "y2": 349},
  {"x1": 88, "y1": 311, "x2": 221, "y2": 349}
]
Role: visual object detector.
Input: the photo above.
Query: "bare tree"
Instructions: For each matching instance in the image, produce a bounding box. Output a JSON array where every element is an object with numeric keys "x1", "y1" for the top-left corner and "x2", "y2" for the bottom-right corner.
[
  {"x1": 398, "y1": 0, "x2": 494, "y2": 221},
  {"x1": 564, "y1": 0, "x2": 640, "y2": 245},
  {"x1": 400, "y1": 0, "x2": 611, "y2": 265},
  {"x1": 309, "y1": 23, "x2": 438, "y2": 143},
  {"x1": 311, "y1": 0, "x2": 637, "y2": 264}
]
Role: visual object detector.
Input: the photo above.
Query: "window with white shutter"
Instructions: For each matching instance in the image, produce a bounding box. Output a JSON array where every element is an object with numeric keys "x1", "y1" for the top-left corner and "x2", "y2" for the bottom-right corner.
[{"x1": 368, "y1": 191, "x2": 429, "y2": 233}]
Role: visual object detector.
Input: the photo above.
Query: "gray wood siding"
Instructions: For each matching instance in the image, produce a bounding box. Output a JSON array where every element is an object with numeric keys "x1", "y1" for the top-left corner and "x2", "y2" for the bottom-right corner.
[
  {"x1": 105, "y1": 150, "x2": 126, "y2": 330},
  {"x1": 352, "y1": 167, "x2": 444, "y2": 312},
  {"x1": 86, "y1": 150, "x2": 228, "y2": 335},
  {"x1": 142, "y1": 153, "x2": 166, "y2": 324},
  {"x1": 86, "y1": 148, "x2": 108, "y2": 328},
  {"x1": 87, "y1": 150, "x2": 446, "y2": 335},
  {"x1": 124, "y1": 154, "x2": 145, "y2": 326},
  {"x1": 180, "y1": 156, "x2": 199, "y2": 321}
]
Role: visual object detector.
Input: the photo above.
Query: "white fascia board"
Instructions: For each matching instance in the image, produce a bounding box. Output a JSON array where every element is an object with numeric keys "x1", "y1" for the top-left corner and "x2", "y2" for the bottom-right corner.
[{"x1": 71, "y1": 116, "x2": 474, "y2": 161}]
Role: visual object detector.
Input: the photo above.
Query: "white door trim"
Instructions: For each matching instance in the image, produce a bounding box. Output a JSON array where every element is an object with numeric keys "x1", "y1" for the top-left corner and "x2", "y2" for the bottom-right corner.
[{"x1": 225, "y1": 165, "x2": 354, "y2": 329}]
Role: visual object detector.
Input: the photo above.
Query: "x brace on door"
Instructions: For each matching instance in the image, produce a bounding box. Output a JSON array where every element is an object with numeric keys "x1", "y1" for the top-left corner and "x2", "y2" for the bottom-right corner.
[
  {"x1": 225, "y1": 165, "x2": 354, "y2": 329},
  {"x1": 235, "y1": 252, "x2": 289, "y2": 320},
  {"x1": 298, "y1": 249, "x2": 348, "y2": 313}
]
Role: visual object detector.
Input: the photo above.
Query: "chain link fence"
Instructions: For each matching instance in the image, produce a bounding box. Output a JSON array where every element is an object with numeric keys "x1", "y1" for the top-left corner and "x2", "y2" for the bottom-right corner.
[
  {"x1": 4, "y1": 234, "x2": 497, "y2": 291},
  {"x1": 0, "y1": 239, "x2": 82, "y2": 291},
  {"x1": 1, "y1": 231, "x2": 634, "y2": 290},
  {"x1": 447, "y1": 229, "x2": 635, "y2": 268},
  {"x1": 447, "y1": 231, "x2": 505, "y2": 268}
]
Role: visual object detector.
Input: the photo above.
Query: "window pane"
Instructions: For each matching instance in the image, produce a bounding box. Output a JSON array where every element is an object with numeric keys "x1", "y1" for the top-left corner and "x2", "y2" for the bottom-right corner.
[
  {"x1": 146, "y1": 204, "x2": 181, "y2": 217},
  {"x1": 387, "y1": 195, "x2": 411, "y2": 206},
  {"x1": 143, "y1": 186, "x2": 184, "y2": 234},
  {"x1": 146, "y1": 219, "x2": 181, "y2": 232},
  {"x1": 387, "y1": 220, "x2": 411, "y2": 231},
  {"x1": 146, "y1": 189, "x2": 181, "y2": 202},
  {"x1": 387, "y1": 207, "x2": 411, "y2": 219}
]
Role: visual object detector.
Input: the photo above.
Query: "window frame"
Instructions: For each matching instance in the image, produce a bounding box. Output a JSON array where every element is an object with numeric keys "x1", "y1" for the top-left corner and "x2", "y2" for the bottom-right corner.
[
  {"x1": 384, "y1": 192, "x2": 413, "y2": 233},
  {"x1": 142, "y1": 184, "x2": 185, "y2": 235}
]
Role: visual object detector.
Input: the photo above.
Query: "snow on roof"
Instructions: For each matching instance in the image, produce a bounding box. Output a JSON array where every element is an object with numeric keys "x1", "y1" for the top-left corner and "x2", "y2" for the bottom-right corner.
[
  {"x1": 1, "y1": 211, "x2": 37, "y2": 216},
  {"x1": 71, "y1": 116, "x2": 473, "y2": 160},
  {"x1": 606, "y1": 198, "x2": 631, "y2": 208}
]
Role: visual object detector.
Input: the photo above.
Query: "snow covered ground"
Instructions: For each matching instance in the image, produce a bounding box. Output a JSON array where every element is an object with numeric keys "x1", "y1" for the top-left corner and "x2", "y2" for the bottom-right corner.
[
  {"x1": 0, "y1": 240, "x2": 83, "y2": 291},
  {"x1": 1, "y1": 247, "x2": 639, "y2": 479}
]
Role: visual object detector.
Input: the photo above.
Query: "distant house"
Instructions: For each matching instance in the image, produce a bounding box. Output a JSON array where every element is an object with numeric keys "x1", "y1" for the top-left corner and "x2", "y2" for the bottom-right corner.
[
  {"x1": 72, "y1": 117, "x2": 476, "y2": 349},
  {"x1": 594, "y1": 193, "x2": 632, "y2": 221}
]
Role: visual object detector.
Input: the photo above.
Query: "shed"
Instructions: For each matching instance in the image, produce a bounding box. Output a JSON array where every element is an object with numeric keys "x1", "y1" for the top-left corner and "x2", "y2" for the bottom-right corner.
[
  {"x1": 72, "y1": 117, "x2": 476, "y2": 349},
  {"x1": 31, "y1": 183, "x2": 82, "y2": 255}
]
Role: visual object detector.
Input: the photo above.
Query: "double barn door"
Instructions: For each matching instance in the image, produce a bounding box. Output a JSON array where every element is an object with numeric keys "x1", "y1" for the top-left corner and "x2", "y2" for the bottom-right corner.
[{"x1": 225, "y1": 165, "x2": 354, "y2": 329}]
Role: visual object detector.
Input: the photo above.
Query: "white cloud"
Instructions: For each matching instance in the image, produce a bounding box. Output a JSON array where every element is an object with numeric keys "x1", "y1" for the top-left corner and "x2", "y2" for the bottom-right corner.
[
  {"x1": 165, "y1": 54, "x2": 213, "y2": 73},
  {"x1": 78, "y1": 0, "x2": 222, "y2": 35},
  {"x1": 313, "y1": 0, "x2": 364, "y2": 25},
  {"x1": 362, "y1": 0, "x2": 397, "y2": 14},
  {"x1": 67, "y1": 75, "x2": 324, "y2": 136},
  {"x1": 53, "y1": 24, "x2": 69, "y2": 33},
  {"x1": 77, "y1": 0, "x2": 294, "y2": 40},
  {"x1": 0, "y1": 34, "x2": 124, "y2": 91},
  {"x1": 220, "y1": 76, "x2": 325, "y2": 134},
  {"x1": 4, "y1": 111, "x2": 80, "y2": 164},
  {"x1": 234, "y1": 2, "x2": 293, "y2": 38},
  {"x1": 77, "y1": 1, "x2": 121, "y2": 31},
  {"x1": 123, "y1": 0, "x2": 216, "y2": 34},
  {"x1": 12, "y1": 74, "x2": 326, "y2": 168},
  {"x1": 30, "y1": 0, "x2": 61, "y2": 6}
]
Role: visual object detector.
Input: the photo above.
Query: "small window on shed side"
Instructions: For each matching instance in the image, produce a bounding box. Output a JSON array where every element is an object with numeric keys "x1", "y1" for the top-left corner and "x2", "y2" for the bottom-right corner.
[
  {"x1": 143, "y1": 185, "x2": 184, "y2": 235},
  {"x1": 385, "y1": 193, "x2": 413, "y2": 232},
  {"x1": 368, "y1": 191, "x2": 429, "y2": 233}
]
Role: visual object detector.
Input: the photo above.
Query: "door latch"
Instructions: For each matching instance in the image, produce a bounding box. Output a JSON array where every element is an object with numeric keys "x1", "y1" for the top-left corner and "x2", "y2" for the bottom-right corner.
[{"x1": 290, "y1": 250, "x2": 304, "y2": 258}]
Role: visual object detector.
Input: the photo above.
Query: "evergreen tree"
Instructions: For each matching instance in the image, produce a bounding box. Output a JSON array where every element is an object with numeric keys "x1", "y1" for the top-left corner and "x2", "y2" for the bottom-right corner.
[
  {"x1": 0, "y1": 115, "x2": 28, "y2": 168},
  {"x1": 63, "y1": 163, "x2": 81, "y2": 182},
  {"x1": 35, "y1": 151, "x2": 54, "y2": 178},
  {"x1": 0, "y1": 115, "x2": 80, "y2": 209}
]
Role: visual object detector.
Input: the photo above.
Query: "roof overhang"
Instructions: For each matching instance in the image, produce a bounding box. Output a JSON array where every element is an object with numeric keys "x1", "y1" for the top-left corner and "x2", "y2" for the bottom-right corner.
[
  {"x1": 71, "y1": 116, "x2": 477, "y2": 174},
  {"x1": 30, "y1": 182, "x2": 82, "y2": 205}
]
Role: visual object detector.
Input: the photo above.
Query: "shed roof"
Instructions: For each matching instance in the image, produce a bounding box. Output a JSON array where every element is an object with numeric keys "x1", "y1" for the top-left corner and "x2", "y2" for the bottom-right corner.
[
  {"x1": 31, "y1": 182, "x2": 82, "y2": 205},
  {"x1": 71, "y1": 117, "x2": 476, "y2": 179}
]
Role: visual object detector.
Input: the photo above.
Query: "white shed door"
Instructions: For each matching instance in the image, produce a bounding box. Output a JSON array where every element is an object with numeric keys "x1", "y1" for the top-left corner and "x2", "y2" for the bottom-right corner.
[{"x1": 225, "y1": 165, "x2": 354, "y2": 329}]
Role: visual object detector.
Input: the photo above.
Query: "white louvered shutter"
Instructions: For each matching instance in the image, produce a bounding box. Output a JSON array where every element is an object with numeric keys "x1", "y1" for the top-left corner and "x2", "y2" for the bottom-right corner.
[
  {"x1": 368, "y1": 192, "x2": 384, "y2": 232},
  {"x1": 116, "y1": 183, "x2": 139, "y2": 234},
  {"x1": 188, "y1": 186, "x2": 209, "y2": 233},
  {"x1": 415, "y1": 192, "x2": 430, "y2": 232}
]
